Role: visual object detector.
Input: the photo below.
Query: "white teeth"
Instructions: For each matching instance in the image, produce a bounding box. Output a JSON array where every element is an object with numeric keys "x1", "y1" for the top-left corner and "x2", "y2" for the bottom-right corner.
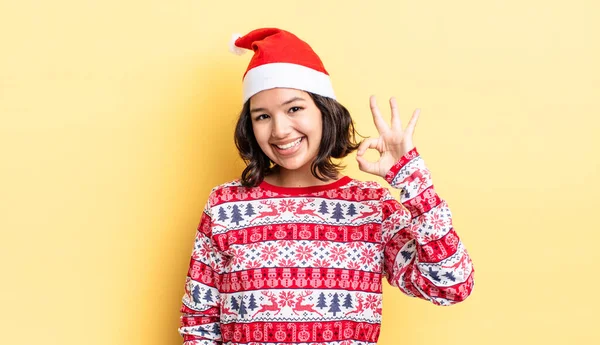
[{"x1": 276, "y1": 138, "x2": 302, "y2": 150}]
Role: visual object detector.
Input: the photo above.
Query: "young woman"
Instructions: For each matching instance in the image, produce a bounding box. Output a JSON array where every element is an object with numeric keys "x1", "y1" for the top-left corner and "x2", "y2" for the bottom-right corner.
[{"x1": 178, "y1": 28, "x2": 474, "y2": 345}]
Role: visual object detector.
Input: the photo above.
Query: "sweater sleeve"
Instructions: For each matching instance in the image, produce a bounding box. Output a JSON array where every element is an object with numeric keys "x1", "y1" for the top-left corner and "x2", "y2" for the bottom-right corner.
[
  {"x1": 178, "y1": 200, "x2": 225, "y2": 344},
  {"x1": 381, "y1": 148, "x2": 474, "y2": 306}
]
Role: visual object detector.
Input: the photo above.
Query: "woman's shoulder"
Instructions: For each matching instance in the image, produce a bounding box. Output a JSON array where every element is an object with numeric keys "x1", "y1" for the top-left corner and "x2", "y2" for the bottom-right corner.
[
  {"x1": 210, "y1": 179, "x2": 245, "y2": 192},
  {"x1": 344, "y1": 176, "x2": 387, "y2": 190},
  {"x1": 206, "y1": 179, "x2": 264, "y2": 207},
  {"x1": 208, "y1": 178, "x2": 251, "y2": 197},
  {"x1": 334, "y1": 176, "x2": 393, "y2": 201}
]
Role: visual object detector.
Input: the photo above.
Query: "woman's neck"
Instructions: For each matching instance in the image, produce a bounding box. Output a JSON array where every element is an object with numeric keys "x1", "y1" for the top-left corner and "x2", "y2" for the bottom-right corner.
[{"x1": 265, "y1": 166, "x2": 340, "y2": 188}]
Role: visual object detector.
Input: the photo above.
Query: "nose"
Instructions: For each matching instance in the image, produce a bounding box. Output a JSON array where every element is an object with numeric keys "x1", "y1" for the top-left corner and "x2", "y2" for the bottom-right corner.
[{"x1": 271, "y1": 113, "x2": 292, "y2": 139}]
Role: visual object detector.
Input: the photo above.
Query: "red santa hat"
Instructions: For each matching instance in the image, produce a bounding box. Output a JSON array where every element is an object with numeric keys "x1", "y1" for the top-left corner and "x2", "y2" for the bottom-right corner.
[{"x1": 229, "y1": 28, "x2": 336, "y2": 103}]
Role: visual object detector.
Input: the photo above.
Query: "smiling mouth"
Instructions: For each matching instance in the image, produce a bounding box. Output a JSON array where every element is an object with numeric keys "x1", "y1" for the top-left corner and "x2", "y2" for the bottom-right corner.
[{"x1": 273, "y1": 137, "x2": 303, "y2": 150}]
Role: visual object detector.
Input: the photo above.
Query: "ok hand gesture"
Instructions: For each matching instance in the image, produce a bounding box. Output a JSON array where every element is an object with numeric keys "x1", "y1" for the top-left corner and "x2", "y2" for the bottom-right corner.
[{"x1": 356, "y1": 96, "x2": 421, "y2": 178}]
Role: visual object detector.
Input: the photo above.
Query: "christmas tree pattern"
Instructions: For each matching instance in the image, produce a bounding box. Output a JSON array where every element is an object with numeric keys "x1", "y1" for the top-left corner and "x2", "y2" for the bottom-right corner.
[
  {"x1": 231, "y1": 205, "x2": 244, "y2": 225},
  {"x1": 212, "y1": 323, "x2": 221, "y2": 336},
  {"x1": 248, "y1": 293, "x2": 258, "y2": 310},
  {"x1": 443, "y1": 271, "x2": 456, "y2": 282},
  {"x1": 217, "y1": 207, "x2": 228, "y2": 222},
  {"x1": 318, "y1": 200, "x2": 329, "y2": 215},
  {"x1": 331, "y1": 202, "x2": 345, "y2": 222},
  {"x1": 230, "y1": 295, "x2": 240, "y2": 311},
  {"x1": 328, "y1": 293, "x2": 341, "y2": 316},
  {"x1": 203, "y1": 289, "x2": 213, "y2": 303},
  {"x1": 316, "y1": 292, "x2": 328, "y2": 309},
  {"x1": 343, "y1": 294, "x2": 353, "y2": 309},
  {"x1": 346, "y1": 203, "x2": 357, "y2": 217},
  {"x1": 244, "y1": 203, "x2": 255, "y2": 217},
  {"x1": 428, "y1": 267, "x2": 441, "y2": 282},
  {"x1": 238, "y1": 297, "x2": 249, "y2": 318},
  {"x1": 194, "y1": 326, "x2": 209, "y2": 337},
  {"x1": 192, "y1": 285, "x2": 201, "y2": 303},
  {"x1": 401, "y1": 250, "x2": 412, "y2": 261}
]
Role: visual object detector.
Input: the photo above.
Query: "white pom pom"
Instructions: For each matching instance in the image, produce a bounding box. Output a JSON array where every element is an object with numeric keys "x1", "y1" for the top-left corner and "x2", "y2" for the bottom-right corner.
[{"x1": 229, "y1": 33, "x2": 246, "y2": 55}]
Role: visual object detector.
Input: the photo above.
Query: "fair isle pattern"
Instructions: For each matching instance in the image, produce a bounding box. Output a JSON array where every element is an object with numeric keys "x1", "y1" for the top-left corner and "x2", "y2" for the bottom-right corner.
[{"x1": 179, "y1": 148, "x2": 474, "y2": 345}]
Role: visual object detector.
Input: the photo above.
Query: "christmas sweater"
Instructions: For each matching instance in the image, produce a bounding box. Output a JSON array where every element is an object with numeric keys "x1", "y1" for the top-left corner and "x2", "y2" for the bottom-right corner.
[{"x1": 178, "y1": 148, "x2": 474, "y2": 345}]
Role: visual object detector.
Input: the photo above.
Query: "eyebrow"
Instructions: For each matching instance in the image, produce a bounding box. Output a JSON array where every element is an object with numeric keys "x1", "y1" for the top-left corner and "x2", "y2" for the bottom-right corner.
[{"x1": 250, "y1": 97, "x2": 306, "y2": 114}]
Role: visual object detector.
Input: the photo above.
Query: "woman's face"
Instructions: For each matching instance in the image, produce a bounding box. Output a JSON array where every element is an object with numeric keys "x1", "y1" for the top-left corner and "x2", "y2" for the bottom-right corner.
[{"x1": 249, "y1": 88, "x2": 323, "y2": 175}]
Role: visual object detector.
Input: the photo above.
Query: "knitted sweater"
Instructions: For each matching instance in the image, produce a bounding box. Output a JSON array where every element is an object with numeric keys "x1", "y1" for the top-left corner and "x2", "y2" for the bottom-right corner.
[{"x1": 178, "y1": 148, "x2": 474, "y2": 345}]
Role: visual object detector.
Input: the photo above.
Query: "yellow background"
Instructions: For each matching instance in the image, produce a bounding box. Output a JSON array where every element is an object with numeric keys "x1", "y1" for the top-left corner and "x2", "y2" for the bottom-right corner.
[{"x1": 1, "y1": 0, "x2": 598, "y2": 344}]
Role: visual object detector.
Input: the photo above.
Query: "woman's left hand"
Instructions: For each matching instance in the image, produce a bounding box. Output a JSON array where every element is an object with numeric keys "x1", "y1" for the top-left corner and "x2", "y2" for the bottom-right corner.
[{"x1": 356, "y1": 95, "x2": 420, "y2": 178}]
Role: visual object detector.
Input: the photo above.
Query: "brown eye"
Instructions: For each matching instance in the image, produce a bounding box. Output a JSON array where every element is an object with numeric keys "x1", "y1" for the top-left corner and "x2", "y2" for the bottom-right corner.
[{"x1": 289, "y1": 107, "x2": 302, "y2": 113}]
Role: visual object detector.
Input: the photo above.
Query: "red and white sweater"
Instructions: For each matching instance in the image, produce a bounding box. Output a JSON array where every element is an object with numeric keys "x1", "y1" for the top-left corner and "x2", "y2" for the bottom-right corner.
[{"x1": 179, "y1": 148, "x2": 474, "y2": 345}]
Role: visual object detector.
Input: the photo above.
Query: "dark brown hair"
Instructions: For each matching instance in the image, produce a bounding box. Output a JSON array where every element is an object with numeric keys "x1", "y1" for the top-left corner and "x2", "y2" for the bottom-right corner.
[{"x1": 234, "y1": 92, "x2": 360, "y2": 187}]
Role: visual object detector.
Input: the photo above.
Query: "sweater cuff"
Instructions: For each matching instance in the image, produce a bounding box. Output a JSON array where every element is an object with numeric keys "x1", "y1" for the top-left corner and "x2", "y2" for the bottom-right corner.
[{"x1": 384, "y1": 147, "x2": 420, "y2": 184}]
